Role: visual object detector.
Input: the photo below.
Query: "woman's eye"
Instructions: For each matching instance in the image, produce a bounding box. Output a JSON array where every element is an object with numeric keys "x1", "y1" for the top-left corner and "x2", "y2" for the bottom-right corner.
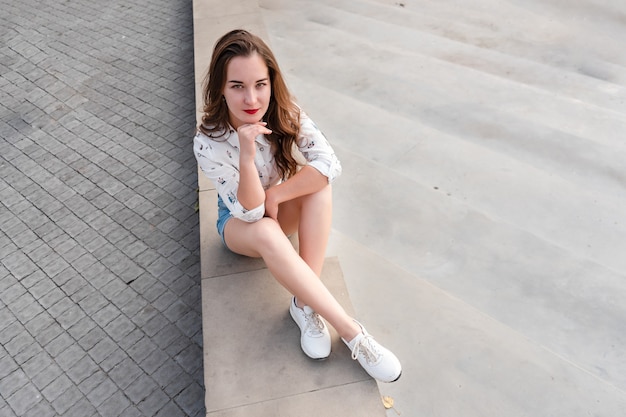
[{"x1": 256, "y1": 83, "x2": 267, "y2": 88}]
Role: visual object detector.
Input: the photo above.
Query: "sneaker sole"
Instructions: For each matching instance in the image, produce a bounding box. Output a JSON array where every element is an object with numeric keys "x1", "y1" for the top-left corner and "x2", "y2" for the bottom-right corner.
[{"x1": 389, "y1": 371, "x2": 402, "y2": 383}]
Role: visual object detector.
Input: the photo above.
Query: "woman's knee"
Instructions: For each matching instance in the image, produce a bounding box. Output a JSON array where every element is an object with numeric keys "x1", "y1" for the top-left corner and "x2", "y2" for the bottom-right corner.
[
  {"x1": 248, "y1": 218, "x2": 292, "y2": 250},
  {"x1": 303, "y1": 184, "x2": 332, "y2": 206},
  {"x1": 252, "y1": 217, "x2": 285, "y2": 241},
  {"x1": 224, "y1": 217, "x2": 287, "y2": 255}
]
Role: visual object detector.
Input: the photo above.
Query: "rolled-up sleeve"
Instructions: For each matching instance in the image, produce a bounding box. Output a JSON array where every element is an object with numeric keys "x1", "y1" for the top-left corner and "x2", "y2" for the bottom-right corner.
[
  {"x1": 193, "y1": 132, "x2": 265, "y2": 222},
  {"x1": 297, "y1": 113, "x2": 342, "y2": 183}
]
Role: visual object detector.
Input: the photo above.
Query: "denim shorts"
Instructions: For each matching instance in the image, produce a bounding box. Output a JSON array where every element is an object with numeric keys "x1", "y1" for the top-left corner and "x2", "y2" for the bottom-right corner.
[{"x1": 216, "y1": 195, "x2": 233, "y2": 247}]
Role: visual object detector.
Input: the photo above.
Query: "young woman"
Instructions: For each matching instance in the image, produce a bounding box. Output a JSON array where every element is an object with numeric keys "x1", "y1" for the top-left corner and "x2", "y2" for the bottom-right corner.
[{"x1": 194, "y1": 29, "x2": 401, "y2": 383}]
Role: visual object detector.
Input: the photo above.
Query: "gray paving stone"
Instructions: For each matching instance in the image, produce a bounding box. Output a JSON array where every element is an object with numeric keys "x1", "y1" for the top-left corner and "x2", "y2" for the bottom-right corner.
[
  {"x1": 126, "y1": 373, "x2": 159, "y2": 404},
  {"x1": 31, "y1": 363, "x2": 63, "y2": 391},
  {"x1": 8, "y1": 291, "x2": 42, "y2": 323},
  {"x1": 46, "y1": 296, "x2": 75, "y2": 321},
  {"x1": 119, "y1": 406, "x2": 143, "y2": 417},
  {"x1": 109, "y1": 358, "x2": 144, "y2": 390},
  {"x1": 127, "y1": 337, "x2": 158, "y2": 365},
  {"x1": 37, "y1": 287, "x2": 65, "y2": 310},
  {"x1": 138, "y1": 388, "x2": 170, "y2": 417},
  {"x1": 155, "y1": 400, "x2": 185, "y2": 417},
  {"x1": 99, "y1": 347, "x2": 128, "y2": 372},
  {"x1": 0, "y1": 321, "x2": 22, "y2": 348},
  {"x1": 69, "y1": 283, "x2": 96, "y2": 304},
  {"x1": 51, "y1": 385, "x2": 83, "y2": 415},
  {"x1": 173, "y1": 345, "x2": 202, "y2": 376},
  {"x1": 163, "y1": 332, "x2": 192, "y2": 358},
  {"x1": 0, "y1": 368, "x2": 28, "y2": 398},
  {"x1": 77, "y1": 370, "x2": 108, "y2": 396},
  {"x1": 0, "y1": 282, "x2": 26, "y2": 308},
  {"x1": 142, "y1": 313, "x2": 171, "y2": 338},
  {"x1": 27, "y1": 277, "x2": 56, "y2": 301},
  {"x1": 56, "y1": 344, "x2": 87, "y2": 372},
  {"x1": 91, "y1": 304, "x2": 121, "y2": 328},
  {"x1": 5, "y1": 382, "x2": 42, "y2": 416},
  {"x1": 140, "y1": 349, "x2": 170, "y2": 375},
  {"x1": 176, "y1": 310, "x2": 202, "y2": 338},
  {"x1": 41, "y1": 373, "x2": 73, "y2": 403},
  {"x1": 4, "y1": 331, "x2": 36, "y2": 358},
  {"x1": 89, "y1": 337, "x2": 118, "y2": 365},
  {"x1": 23, "y1": 400, "x2": 56, "y2": 417},
  {"x1": 56, "y1": 303, "x2": 86, "y2": 330},
  {"x1": 98, "y1": 391, "x2": 131, "y2": 417},
  {"x1": 175, "y1": 382, "x2": 204, "y2": 417},
  {"x1": 1, "y1": 0, "x2": 203, "y2": 415},
  {"x1": 21, "y1": 350, "x2": 54, "y2": 379},
  {"x1": 44, "y1": 331, "x2": 75, "y2": 359},
  {"x1": 86, "y1": 377, "x2": 118, "y2": 407},
  {"x1": 162, "y1": 370, "x2": 193, "y2": 398},
  {"x1": 63, "y1": 397, "x2": 97, "y2": 417},
  {"x1": 103, "y1": 314, "x2": 136, "y2": 342},
  {"x1": 66, "y1": 355, "x2": 99, "y2": 385}
]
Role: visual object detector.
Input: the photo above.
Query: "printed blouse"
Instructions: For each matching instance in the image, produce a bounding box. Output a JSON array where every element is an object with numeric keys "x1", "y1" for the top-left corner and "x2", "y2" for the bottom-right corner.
[{"x1": 193, "y1": 111, "x2": 342, "y2": 222}]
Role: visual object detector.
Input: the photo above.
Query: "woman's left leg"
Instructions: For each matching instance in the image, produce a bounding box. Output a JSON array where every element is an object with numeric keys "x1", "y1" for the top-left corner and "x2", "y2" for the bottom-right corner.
[
  {"x1": 277, "y1": 184, "x2": 332, "y2": 277},
  {"x1": 259, "y1": 185, "x2": 402, "y2": 381}
]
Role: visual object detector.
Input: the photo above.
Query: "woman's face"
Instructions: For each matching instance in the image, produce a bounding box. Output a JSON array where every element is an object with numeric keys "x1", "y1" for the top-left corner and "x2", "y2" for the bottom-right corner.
[{"x1": 223, "y1": 51, "x2": 271, "y2": 130}]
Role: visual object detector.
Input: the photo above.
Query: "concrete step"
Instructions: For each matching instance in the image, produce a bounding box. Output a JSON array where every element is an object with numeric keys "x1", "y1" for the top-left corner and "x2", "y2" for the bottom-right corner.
[
  {"x1": 201, "y1": 254, "x2": 384, "y2": 416},
  {"x1": 325, "y1": 227, "x2": 626, "y2": 416}
]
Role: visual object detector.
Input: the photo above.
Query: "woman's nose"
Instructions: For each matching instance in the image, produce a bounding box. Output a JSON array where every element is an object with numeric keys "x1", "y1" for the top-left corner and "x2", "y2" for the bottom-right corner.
[{"x1": 244, "y1": 88, "x2": 255, "y2": 104}]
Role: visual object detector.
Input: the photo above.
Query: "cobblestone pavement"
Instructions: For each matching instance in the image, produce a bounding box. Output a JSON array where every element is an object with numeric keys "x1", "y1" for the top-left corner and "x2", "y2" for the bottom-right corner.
[{"x1": 0, "y1": 0, "x2": 203, "y2": 415}]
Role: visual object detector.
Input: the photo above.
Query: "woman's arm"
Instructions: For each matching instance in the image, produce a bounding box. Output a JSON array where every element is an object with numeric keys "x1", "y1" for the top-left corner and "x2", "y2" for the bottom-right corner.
[
  {"x1": 264, "y1": 165, "x2": 327, "y2": 220},
  {"x1": 236, "y1": 123, "x2": 272, "y2": 211}
]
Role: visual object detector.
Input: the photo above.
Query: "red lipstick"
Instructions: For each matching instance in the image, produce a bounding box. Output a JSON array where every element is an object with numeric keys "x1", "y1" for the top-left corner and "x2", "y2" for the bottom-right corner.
[{"x1": 244, "y1": 109, "x2": 259, "y2": 114}]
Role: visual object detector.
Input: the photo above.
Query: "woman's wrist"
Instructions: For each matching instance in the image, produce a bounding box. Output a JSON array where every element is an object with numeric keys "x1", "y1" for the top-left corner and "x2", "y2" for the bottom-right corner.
[
  {"x1": 265, "y1": 185, "x2": 282, "y2": 207},
  {"x1": 239, "y1": 152, "x2": 256, "y2": 166}
]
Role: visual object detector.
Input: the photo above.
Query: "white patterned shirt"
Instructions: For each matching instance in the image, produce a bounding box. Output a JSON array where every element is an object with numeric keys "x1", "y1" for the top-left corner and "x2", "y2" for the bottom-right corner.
[{"x1": 193, "y1": 111, "x2": 342, "y2": 222}]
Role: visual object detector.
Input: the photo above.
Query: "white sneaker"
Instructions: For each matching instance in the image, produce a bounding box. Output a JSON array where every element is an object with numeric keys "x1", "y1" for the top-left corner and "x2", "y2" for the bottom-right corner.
[
  {"x1": 342, "y1": 321, "x2": 402, "y2": 383},
  {"x1": 289, "y1": 297, "x2": 331, "y2": 360}
]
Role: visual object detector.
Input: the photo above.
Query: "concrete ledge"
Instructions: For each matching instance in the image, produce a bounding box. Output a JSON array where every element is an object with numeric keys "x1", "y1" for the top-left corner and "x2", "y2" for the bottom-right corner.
[
  {"x1": 192, "y1": 0, "x2": 386, "y2": 415},
  {"x1": 202, "y1": 258, "x2": 383, "y2": 415},
  {"x1": 206, "y1": 382, "x2": 384, "y2": 417}
]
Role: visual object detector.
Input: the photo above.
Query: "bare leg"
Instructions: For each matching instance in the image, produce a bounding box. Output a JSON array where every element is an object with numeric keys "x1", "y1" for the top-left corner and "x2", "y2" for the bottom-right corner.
[
  {"x1": 223, "y1": 191, "x2": 360, "y2": 340},
  {"x1": 276, "y1": 184, "x2": 332, "y2": 277}
]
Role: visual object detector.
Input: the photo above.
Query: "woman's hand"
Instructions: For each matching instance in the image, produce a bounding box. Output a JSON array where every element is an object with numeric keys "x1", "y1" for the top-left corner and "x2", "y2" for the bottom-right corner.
[{"x1": 237, "y1": 122, "x2": 272, "y2": 162}]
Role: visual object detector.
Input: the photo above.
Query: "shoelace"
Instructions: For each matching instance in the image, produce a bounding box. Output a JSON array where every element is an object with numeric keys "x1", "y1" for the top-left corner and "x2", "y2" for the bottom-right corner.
[
  {"x1": 350, "y1": 334, "x2": 381, "y2": 364},
  {"x1": 303, "y1": 311, "x2": 325, "y2": 336}
]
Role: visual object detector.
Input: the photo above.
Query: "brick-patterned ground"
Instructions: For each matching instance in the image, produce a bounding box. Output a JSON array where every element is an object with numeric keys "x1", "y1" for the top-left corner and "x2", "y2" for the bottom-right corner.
[{"x1": 0, "y1": 0, "x2": 203, "y2": 415}]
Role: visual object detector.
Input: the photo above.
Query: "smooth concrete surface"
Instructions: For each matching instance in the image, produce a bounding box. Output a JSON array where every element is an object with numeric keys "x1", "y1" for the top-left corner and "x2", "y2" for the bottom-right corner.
[
  {"x1": 257, "y1": 0, "x2": 626, "y2": 416},
  {"x1": 202, "y1": 258, "x2": 383, "y2": 416}
]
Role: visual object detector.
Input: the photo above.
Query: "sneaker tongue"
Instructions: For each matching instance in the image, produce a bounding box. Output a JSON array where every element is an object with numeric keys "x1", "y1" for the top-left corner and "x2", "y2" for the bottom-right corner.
[
  {"x1": 303, "y1": 305, "x2": 314, "y2": 315},
  {"x1": 347, "y1": 331, "x2": 364, "y2": 347}
]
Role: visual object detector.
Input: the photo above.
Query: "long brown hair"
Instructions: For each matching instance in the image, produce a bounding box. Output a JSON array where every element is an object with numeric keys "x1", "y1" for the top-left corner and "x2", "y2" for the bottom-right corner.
[{"x1": 198, "y1": 29, "x2": 301, "y2": 180}]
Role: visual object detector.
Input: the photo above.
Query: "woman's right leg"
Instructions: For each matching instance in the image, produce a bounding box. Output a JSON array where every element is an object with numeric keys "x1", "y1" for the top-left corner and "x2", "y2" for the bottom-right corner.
[
  {"x1": 223, "y1": 216, "x2": 403, "y2": 383},
  {"x1": 223, "y1": 216, "x2": 361, "y2": 341}
]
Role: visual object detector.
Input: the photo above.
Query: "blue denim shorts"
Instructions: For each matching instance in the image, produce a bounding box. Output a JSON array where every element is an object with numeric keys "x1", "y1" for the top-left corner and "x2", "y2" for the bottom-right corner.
[{"x1": 216, "y1": 195, "x2": 232, "y2": 247}]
